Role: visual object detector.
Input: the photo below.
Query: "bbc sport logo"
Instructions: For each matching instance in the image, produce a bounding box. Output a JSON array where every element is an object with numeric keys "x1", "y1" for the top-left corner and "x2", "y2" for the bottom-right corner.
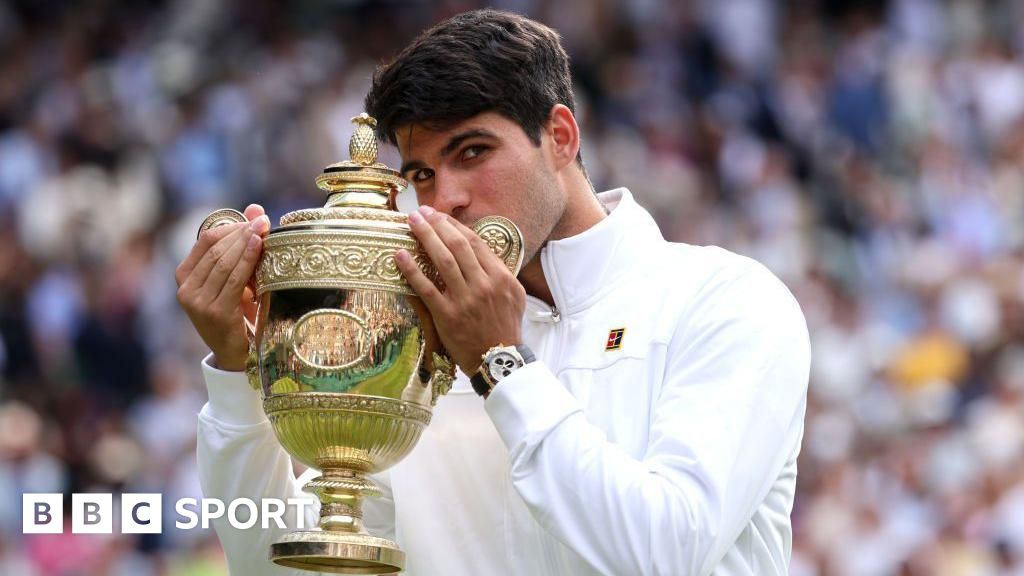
[{"x1": 23, "y1": 494, "x2": 317, "y2": 533}]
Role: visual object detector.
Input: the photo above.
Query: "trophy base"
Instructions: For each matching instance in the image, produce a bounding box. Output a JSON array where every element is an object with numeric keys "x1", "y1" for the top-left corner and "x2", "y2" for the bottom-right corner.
[{"x1": 270, "y1": 530, "x2": 405, "y2": 574}]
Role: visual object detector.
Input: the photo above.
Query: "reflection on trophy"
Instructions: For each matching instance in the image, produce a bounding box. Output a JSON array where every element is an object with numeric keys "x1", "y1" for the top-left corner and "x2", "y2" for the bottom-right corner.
[{"x1": 198, "y1": 114, "x2": 523, "y2": 574}]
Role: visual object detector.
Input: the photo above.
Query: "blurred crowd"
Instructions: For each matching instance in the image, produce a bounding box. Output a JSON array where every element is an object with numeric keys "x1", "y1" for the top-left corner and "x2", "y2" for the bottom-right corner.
[{"x1": 0, "y1": 0, "x2": 1022, "y2": 574}]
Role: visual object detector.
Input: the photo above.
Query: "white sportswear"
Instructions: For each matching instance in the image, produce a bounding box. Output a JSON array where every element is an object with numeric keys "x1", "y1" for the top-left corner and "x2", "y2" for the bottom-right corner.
[{"x1": 197, "y1": 188, "x2": 811, "y2": 575}]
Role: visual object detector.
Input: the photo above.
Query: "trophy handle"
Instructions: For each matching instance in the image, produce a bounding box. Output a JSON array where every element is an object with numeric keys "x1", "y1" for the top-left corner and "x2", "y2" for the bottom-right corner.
[
  {"x1": 198, "y1": 208, "x2": 263, "y2": 391},
  {"x1": 428, "y1": 351, "x2": 455, "y2": 406},
  {"x1": 197, "y1": 208, "x2": 248, "y2": 238},
  {"x1": 471, "y1": 215, "x2": 525, "y2": 276}
]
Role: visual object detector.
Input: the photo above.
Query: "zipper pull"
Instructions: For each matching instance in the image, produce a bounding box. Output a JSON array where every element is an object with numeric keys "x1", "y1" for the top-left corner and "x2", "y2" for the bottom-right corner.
[
  {"x1": 529, "y1": 305, "x2": 562, "y2": 324},
  {"x1": 550, "y1": 306, "x2": 561, "y2": 323}
]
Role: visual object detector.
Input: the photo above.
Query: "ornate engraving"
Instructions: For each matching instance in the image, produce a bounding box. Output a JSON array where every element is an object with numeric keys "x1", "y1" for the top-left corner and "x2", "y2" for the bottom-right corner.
[
  {"x1": 429, "y1": 352, "x2": 456, "y2": 406},
  {"x1": 255, "y1": 218, "x2": 522, "y2": 295},
  {"x1": 197, "y1": 208, "x2": 246, "y2": 238},
  {"x1": 280, "y1": 207, "x2": 408, "y2": 226},
  {"x1": 254, "y1": 231, "x2": 439, "y2": 295},
  {"x1": 349, "y1": 114, "x2": 378, "y2": 166},
  {"x1": 264, "y1": 393, "x2": 433, "y2": 426},
  {"x1": 472, "y1": 216, "x2": 525, "y2": 275}
]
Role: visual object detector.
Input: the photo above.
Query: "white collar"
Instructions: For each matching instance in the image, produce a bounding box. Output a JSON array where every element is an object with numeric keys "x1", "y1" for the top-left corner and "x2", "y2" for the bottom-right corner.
[{"x1": 536, "y1": 188, "x2": 664, "y2": 317}]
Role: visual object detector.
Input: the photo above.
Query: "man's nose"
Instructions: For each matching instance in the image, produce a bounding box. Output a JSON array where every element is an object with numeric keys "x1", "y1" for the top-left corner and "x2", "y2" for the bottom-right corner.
[{"x1": 430, "y1": 178, "x2": 471, "y2": 220}]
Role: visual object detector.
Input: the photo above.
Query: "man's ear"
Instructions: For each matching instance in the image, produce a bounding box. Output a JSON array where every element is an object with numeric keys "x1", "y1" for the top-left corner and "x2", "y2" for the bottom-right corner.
[{"x1": 546, "y1": 104, "x2": 580, "y2": 171}]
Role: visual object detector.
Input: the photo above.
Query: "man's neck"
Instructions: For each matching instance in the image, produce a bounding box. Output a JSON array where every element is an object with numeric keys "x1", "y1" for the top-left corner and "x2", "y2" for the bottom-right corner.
[
  {"x1": 519, "y1": 174, "x2": 607, "y2": 307},
  {"x1": 519, "y1": 258, "x2": 553, "y2": 305}
]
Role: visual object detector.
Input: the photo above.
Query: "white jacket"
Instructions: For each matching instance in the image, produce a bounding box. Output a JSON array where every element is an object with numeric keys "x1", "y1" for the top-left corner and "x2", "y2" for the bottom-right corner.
[{"x1": 197, "y1": 188, "x2": 811, "y2": 575}]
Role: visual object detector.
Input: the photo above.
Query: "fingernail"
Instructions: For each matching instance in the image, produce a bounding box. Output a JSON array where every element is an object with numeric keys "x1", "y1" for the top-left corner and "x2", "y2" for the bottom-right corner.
[
  {"x1": 409, "y1": 211, "x2": 423, "y2": 225},
  {"x1": 395, "y1": 249, "x2": 409, "y2": 264},
  {"x1": 247, "y1": 234, "x2": 261, "y2": 251},
  {"x1": 419, "y1": 205, "x2": 435, "y2": 216},
  {"x1": 250, "y1": 215, "x2": 269, "y2": 233}
]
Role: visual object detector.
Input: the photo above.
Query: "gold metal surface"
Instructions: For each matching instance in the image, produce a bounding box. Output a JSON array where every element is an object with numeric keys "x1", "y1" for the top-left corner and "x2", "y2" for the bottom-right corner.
[
  {"x1": 196, "y1": 114, "x2": 525, "y2": 573},
  {"x1": 254, "y1": 217, "x2": 523, "y2": 296},
  {"x1": 197, "y1": 208, "x2": 246, "y2": 238},
  {"x1": 264, "y1": 392, "x2": 431, "y2": 471},
  {"x1": 473, "y1": 215, "x2": 525, "y2": 275},
  {"x1": 254, "y1": 229, "x2": 435, "y2": 296},
  {"x1": 271, "y1": 530, "x2": 405, "y2": 574},
  {"x1": 280, "y1": 207, "x2": 408, "y2": 227}
]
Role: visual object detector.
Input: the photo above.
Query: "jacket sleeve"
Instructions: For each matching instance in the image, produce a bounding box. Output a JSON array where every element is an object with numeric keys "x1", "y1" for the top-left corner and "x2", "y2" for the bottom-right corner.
[
  {"x1": 484, "y1": 261, "x2": 811, "y2": 576},
  {"x1": 196, "y1": 354, "x2": 396, "y2": 575}
]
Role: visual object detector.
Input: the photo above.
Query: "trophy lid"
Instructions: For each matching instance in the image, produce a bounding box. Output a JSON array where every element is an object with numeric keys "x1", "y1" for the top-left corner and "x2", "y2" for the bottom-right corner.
[{"x1": 277, "y1": 113, "x2": 410, "y2": 227}]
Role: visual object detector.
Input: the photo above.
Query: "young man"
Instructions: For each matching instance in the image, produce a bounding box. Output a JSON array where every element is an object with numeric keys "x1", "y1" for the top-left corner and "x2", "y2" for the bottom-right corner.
[{"x1": 177, "y1": 9, "x2": 810, "y2": 575}]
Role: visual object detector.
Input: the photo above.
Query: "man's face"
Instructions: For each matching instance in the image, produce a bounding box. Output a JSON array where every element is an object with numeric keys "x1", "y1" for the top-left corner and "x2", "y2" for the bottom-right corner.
[{"x1": 395, "y1": 111, "x2": 567, "y2": 265}]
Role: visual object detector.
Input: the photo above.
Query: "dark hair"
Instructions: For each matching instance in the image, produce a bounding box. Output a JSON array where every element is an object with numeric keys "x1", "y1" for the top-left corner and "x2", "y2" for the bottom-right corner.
[{"x1": 365, "y1": 9, "x2": 583, "y2": 166}]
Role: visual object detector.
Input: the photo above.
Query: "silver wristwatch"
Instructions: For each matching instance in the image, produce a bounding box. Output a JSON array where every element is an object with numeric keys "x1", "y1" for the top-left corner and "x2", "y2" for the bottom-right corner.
[{"x1": 470, "y1": 344, "x2": 535, "y2": 396}]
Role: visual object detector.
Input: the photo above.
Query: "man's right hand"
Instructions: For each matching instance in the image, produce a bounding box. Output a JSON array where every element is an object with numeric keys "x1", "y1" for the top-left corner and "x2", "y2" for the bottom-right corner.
[{"x1": 176, "y1": 204, "x2": 271, "y2": 372}]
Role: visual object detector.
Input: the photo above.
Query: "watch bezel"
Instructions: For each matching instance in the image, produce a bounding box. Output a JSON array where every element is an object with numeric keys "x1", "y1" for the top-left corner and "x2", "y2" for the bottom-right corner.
[{"x1": 484, "y1": 348, "x2": 525, "y2": 383}]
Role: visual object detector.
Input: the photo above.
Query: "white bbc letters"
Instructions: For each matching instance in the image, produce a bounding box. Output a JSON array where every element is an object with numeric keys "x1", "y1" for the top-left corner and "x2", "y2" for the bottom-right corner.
[
  {"x1": 121, "y1": 494, "x2": 162, "y2": 534},
  {"x1": 25, "y1": 494, "x2": 311, "y2": 533},
  {"x1": 72, "y1": 494, "x2": 113, "y2": 534},
  {"x1": 23, "y1": 494, "x2": 63, "y2": 534}
]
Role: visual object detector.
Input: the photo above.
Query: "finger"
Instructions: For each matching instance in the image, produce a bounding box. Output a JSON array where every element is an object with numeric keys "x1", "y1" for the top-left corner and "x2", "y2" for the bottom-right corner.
[
  {"x1": 395, "y1": 249, "x2": 445, "y2": 311},
  {"x1": 449, "y1": 216, "x2": 507, "y2": 276},
  {"x1": 181, "y1": 222, "x2": 249, "y2": 297},
  {"x1": 244, "y1": 204, "x2": 272, "y2": 236},
  {"x1": 216, "y1": 233, "x2": 262, "y2": 309},
  {"x1": 422, "y1": 208, "x2": 488, "y2": 286},
  {"x1": 199, "y1": 227, "x2": 256, "y2": 304},
  {"x1": 176, "y1": 221, "x2": 244, "y2": 286},
  {"x1": 408, "y1": 207, "x2": 467, "y2": 294},
  {"x1": 243, "y1": 204, "x2": 265, "y2": 222},
  {"x1": 250, "y1": 214, "x2": 271, "y2": 237},
  {"x1": 240, "y1": 208, "x2": 269, "y2": 295}
]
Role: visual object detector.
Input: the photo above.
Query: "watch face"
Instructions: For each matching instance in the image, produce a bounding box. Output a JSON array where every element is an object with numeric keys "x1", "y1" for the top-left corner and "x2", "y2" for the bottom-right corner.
[{"x1": 486, "y1": 351, "x2": 523, "y2": 382}]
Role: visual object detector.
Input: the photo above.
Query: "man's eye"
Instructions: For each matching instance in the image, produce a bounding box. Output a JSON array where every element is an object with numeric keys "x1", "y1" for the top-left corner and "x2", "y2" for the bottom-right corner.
[
  {"x1": 461, "y1": 145, "x2": 487, "y2": 162},
  {"x1": 412, "y1": 168, "x2": 434, "y2": 183}
]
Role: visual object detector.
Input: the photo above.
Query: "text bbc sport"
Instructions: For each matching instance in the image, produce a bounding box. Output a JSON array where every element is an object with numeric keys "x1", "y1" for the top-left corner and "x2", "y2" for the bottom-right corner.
[{"x1": 22, "y1": 494, "x2": 317, "y2": 534}]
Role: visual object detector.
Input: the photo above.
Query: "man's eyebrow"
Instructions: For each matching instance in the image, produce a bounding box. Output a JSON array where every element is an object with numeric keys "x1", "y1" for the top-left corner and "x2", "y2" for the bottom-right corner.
[
  {"x1": 399, "y1": 129, "x2": 497, "y2": 176},
  {"x1": 399, "y1": 159, "x2": 425, "y2": 177},
  {"x1": 439, "y1": 128, "x2": 496, "y2": 157}
]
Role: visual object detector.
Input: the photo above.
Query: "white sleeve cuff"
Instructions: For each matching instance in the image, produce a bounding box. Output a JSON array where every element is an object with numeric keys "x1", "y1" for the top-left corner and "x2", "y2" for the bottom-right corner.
[
  {"x1": 200, "y1": 353, "x2": 267, "y2": 426},
  {"x1": 484, "y1": 361, "x2": 581, "y2": 453}
]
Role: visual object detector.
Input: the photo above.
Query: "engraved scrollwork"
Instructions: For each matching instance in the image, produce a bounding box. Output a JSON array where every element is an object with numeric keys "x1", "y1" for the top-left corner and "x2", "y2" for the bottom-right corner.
[
  {"x1": 254, "y1": 217, "x2": 521, "y2": 295},
  {"x1": 255, "y1": 231, "x2": 426, "y2": 295},
  {"x1": 264, "y1": 393, "x2": 432, "y2": 426},
  {"x1": 301, "y1": 246, "x2": 334, "y2": 276},
  {"x1": 338, "y1": 247, "x2": 373, "y2": 276},
  {"x1": 280, "y1": 207, "x2": 408, "y2": 226}
]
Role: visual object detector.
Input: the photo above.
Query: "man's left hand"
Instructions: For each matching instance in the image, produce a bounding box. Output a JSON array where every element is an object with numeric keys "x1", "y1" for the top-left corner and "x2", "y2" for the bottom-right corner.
[{"x1": 395, "y1": 205, "x2": 526, "y2": 375}]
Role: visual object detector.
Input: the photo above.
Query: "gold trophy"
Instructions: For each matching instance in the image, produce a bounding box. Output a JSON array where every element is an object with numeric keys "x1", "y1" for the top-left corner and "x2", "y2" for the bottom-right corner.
[{"x1": 198, "y1": 114, "x2": 523, "y2": 574}]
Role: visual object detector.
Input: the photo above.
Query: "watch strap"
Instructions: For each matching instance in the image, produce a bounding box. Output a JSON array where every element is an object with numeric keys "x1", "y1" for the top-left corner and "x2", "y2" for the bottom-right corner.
[
  {"x1": 516, "y1": 344, "x2": 536, "y2": 364},
  {"x1": 470, "y1": 370, "x2": 492, "y2": 397}
]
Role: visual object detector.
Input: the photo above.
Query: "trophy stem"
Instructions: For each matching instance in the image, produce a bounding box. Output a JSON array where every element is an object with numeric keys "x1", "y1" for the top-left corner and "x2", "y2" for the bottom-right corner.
[
  {"x1": 305, "y1": 468, "x2": 382, "y2": 533},
  {"x1": 270, "y1": 467, "x2": 404, "y2": 574}
]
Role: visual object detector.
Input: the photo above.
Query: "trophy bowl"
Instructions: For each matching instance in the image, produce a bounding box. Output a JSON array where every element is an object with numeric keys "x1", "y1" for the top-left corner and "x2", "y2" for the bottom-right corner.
[{"x1": 198, "y1": 114, "x2": 523, "y2": 574}]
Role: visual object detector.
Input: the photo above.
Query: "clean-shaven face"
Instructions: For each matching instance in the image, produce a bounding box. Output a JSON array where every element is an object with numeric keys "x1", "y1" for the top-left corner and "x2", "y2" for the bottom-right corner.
[{"x1": 395, "y1": 111, "x2": 567, "y2": 266}]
